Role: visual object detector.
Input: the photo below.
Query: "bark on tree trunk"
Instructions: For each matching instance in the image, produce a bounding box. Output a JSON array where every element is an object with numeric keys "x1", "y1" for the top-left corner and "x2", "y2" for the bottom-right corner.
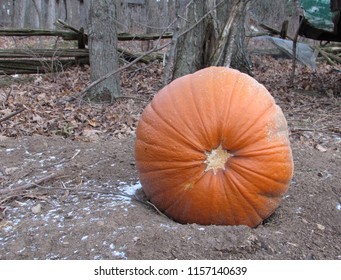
[
  {"x1": 88, "y1": 0, "x2": 121, "y2": 101},
  {"x1": 171, "y1": 0, "x2": 251, "y2": 80},
  {"x1": 45, "y1": 0, "x2": 56, "y2": 30},
  {"x1": 228, "y1": 0, "x2": 252, "y2": 73},
  {"x1": 171, "y1": 0, "x2": 206, "y2": 80},
  {"x1": 13, "y1": 0, "x2": 27, "y2": 28},
  {"x1": 31, "y1": 0, "x2": 42, "y2": 28}
]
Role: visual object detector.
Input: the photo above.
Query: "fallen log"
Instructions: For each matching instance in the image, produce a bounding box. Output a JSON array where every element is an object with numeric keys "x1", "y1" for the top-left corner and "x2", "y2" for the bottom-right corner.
[
  {"x1": 117, "y1": 32, "x2": 173, "y2": 41},
  {"x1": 0, "y1": 58, "x2": 86, "y2": 74},
  {"x1": 0, "y1": 20, "x2": 169, "y2": 74},
  {"x1": 0, "y1": 48, "x2": 163, "y2": 74},
  {"x1": 0, "y1": 28, "x2": 173, "y2": 42},
  {"x1": 0, "y1": 29, "x2": 78, "y2": 40},
  {"x1": 55, "y1": 19, "x2": 173, "y2": 41},
  {"x1": 0, "y1": 48, "x2": 89, "y2": 58},
  {"x1": 315, "y1": 46, "x2": 341, "y2": 65},
  {"x1": 118, "y1": 48, "x2": 164, "y2": 63}
]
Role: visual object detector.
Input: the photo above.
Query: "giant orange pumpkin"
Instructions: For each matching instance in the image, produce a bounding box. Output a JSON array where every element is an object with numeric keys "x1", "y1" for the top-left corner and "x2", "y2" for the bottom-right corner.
[{"x1": 134, "y1": 67, "x2": 293, "y2": 227}]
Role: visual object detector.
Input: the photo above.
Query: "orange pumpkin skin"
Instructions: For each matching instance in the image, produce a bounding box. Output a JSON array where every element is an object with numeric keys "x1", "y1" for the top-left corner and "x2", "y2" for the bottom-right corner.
[{"x1": 135, "y1": 67, "x2": 293, "y2": 227}]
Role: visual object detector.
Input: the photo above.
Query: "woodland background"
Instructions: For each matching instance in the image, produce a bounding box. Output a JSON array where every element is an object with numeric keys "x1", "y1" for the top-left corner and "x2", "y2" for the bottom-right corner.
[{"x1": 0, "y1": 0, "x2": 299, "y2": 34}]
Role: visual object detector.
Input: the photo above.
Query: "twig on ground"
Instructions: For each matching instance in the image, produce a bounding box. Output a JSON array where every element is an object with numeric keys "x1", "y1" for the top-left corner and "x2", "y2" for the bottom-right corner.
[
  {"x1": 36, "y1": 149, "x2": 81, "y2": 170},
  {"x1": 145, "y1": 200, "x2": 168, "y2": 217},
  {"x1": 0, "y1": 194, "x2": 23, "y2": 205},
  {"x1": 115, "y1": 95, "x2": 147, "y2": 102},
  {"x1": 3, "y1": 86, "x2": 13, "y2": 104},
  {"x1": 33, "y1": 183, "x2": 150, "y2": 207},
  {"x1": 0, "y1": 107, "x2": 26, "y2": 123},
  {"x1": 70, "y1": 149, "x2": 81, "y2": 160},
  {"x1": 0, "y1": 173, "x2": 59, "y2": 196},
  {"x1": 290, "y1": 128, "x2": 315, "y2": 134}
]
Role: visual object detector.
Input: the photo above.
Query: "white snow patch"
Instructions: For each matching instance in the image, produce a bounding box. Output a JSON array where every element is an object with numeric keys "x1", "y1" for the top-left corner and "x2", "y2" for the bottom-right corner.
[
  {"x1": 121, "y1": 181, "x2": 142, "y2": 196},
  {"x1": 296, "y1": 207, "x2": 303, "y2": 214},
  {"x1": 117, "y1": 226, "x2": 127, "y2": 231},
  {"x1": 17, "y1": 248, "x2": 26, "y2": 254},
  {"x1": 46, "y1": 253, "x2": 59, "y2": 260},
  {"x1": 55, "y1": 164, "x2": 65, "y2": 170},
  {"x1": 59, "y1": 235, "x2": 67, "y2": 243},
  {"x1": 108, "y1": 242, "x2": 126, "y2": 259},
  {"x1": 81, "y1": 235, "x2": 88, "y2": 241},
  {"x1": 112, "y1": 250, "x2": 127, "y2": 259},
  {"x1": 160, "y1": 223, "x2": 178, "y2": 230}
]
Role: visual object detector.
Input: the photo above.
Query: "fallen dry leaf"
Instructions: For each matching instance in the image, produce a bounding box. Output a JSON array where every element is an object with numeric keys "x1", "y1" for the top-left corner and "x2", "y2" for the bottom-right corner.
[
  {"x1": 31, "y1": 203, "x2": 42, "y2": 214},
  {"x1": 316, "y1": 223, "x2": 325, "y2": 231},
  {"x1": 314, "y1": 143, "x2": 328, "y2": 152},
  {"x1": 87, "y1": 119, "x2": 98, "y2": 127}
]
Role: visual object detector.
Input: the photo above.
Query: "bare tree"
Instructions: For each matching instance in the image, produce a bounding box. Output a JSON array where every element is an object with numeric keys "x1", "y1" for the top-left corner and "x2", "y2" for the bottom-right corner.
[
  {"x1": 87, "y1": 0, "x2": 121, "y2": 101},
  {"x1": 170, "y1": 0, "x2": 251, "y2": 80},
  {"x1": 142, "y1": 0, "x2": 157, "y2": 51},
  {"x1": 12, "y1": 0, "x2": 27, "y2": 28},
  {"x1": 45, "y1": 0, "x2": 56, "y2": 29},
  {"x1": 32, "y1": 0, "x2": 42, "y2": 28}
]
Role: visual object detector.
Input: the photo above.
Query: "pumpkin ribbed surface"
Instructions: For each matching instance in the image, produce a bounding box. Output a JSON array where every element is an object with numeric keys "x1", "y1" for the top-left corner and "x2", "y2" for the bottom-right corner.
[{"x1": 134, "y1": 67, "x2": 293, "y2": 227}]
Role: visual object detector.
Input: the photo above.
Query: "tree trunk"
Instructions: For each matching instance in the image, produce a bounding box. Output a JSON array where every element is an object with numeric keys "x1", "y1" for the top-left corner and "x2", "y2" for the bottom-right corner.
[
  {"x1": 171, "y1": 0, "x2": 206, "y2": 80},
  {"x1": 227, "y1": 0, "x2": 252, "y2": 73},
  {"x1": 45, "y1": 0, "x2": 56, "y2": 30},
  {"x1": 13, "y1": 0, "x2": 27, "y2": 28},
  {"x1": 87, "y1": 0, "x2": 121, "y2": 101},
  {"x1": 141, "y1": 0, "x2": 156, "y2": 52},
  {"x1": 171, "y1": 0, "x2": 251, "y2": 80},
  {"x1": 31, "y1": 0, "x2": 42, "y2": 28}
]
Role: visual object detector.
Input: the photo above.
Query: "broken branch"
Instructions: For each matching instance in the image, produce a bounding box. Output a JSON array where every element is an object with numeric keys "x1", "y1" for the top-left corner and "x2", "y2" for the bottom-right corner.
[
  {"x1": 0, "y1": 173, "x2": 59, "y2": 196},
  {"x1": 0, "y1": 107, "x2": 26, "y2": 123}
]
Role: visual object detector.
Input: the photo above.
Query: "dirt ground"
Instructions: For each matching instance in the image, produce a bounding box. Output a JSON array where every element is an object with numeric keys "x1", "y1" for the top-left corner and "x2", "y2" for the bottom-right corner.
[{"x1": 0, "y1": 133, "x2": 340, "y2": 260}]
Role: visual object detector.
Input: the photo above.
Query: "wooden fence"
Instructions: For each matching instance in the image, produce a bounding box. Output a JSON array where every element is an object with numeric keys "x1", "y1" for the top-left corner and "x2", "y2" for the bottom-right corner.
[
  {"x1": 0, "y1": 21, "x2": 88, "y2": 75},
  {"x1": 0, "y1": 21, "x2": 172, "y2": 75}
]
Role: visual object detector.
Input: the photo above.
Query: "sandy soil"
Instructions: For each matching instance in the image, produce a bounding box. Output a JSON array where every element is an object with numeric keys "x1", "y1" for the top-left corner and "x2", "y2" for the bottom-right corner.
[{"x1": 1, "y1": 134, "x2": 340, "y2": 260}]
